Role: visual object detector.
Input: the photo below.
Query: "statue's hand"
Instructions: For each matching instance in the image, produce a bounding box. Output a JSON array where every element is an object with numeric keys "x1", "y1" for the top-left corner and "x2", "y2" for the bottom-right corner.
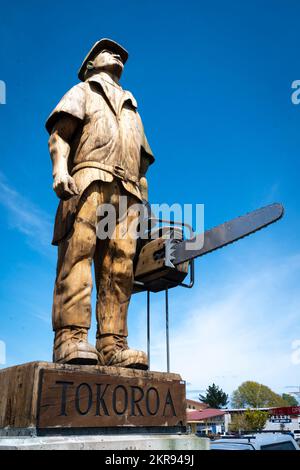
[{"x1": 53, "y1": 173, "x2": 79, "y2": 200}]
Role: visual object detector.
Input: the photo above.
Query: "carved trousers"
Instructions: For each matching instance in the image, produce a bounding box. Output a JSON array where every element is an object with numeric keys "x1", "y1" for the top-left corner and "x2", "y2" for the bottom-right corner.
[{"x1": 52, "y1": 180, "x2": 139, "y2": 337}]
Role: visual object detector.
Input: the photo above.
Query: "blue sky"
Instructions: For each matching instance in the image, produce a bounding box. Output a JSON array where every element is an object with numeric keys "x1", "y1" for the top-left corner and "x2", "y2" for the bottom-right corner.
[{"x1": 0, "y1": 0, "x2": 300, "y2": 402}]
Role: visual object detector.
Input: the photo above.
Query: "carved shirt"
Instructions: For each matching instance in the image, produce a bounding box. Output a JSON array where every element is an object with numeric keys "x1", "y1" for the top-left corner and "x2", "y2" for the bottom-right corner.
[
  {"x1": 46, "y1": 74, "x2": 154, "y2": 198},
  {"x1": 46, "y1": 74, "x2": 154, "y2": 245}
]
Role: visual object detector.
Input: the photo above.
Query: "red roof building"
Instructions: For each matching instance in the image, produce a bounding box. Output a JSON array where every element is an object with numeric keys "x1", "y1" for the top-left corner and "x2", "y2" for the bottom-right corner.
[
  {"x1": 186, "y1": 408, "x2": 226, "y2": 434},
  {"x1": 187, "y1": 409, "x2": 225, "y2": 421}
]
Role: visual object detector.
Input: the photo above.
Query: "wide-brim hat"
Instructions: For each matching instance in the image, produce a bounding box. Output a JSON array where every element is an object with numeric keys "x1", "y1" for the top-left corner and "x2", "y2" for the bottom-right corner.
[{"x1": 78, "y1": 38, "x2": 128, "y2": 81}]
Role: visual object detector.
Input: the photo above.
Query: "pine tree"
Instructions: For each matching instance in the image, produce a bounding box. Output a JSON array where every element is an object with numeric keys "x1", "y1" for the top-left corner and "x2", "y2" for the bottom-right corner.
[{"x1": 199, "y1": 383, "x2": 229, "y2": 409}]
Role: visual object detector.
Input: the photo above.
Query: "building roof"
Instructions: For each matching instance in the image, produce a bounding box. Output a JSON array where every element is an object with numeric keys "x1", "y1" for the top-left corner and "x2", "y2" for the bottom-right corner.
[
  {"x1": 226, "y1": 406, "x2": 300, "y2": 415},
  {"x1": 186, "y1": 399, "x2": 208, "y2": 410},
  {"x1": 186, "y1": 399, "x2": 206, "y2": 405},
  {"x1": 226, "y1": 407, "x2": 272, "y2": 412},
  {"x1": 187, "y1": 408, "x2": 226, "y2": 422}
]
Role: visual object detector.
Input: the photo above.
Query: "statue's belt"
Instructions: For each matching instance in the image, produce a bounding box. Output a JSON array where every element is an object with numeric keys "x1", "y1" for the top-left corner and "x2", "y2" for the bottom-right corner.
[{"x1": 71, "y1": 161, "x2": 139, "y2": 183}]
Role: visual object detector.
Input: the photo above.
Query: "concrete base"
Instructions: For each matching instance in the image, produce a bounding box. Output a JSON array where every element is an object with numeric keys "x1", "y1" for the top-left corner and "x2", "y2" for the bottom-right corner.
[{"x1": 0, "y1": 434, "x2": 210, "y2": 450}]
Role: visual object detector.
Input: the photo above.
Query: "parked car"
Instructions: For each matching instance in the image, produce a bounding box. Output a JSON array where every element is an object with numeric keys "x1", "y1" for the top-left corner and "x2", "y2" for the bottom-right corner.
[
  {"x1": 294, "y1": 430, "x2": 300, "y2": 445},
  {"x1": 210, "y1": 433, "x2": 300, "y2": 450}
]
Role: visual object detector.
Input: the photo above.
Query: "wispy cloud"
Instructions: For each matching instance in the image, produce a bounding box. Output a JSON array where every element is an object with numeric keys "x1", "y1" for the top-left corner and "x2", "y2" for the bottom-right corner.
[
  {"x1": 22, "y1": 299, "x2": 52, "y2": 325},
  {"x1": 261, "y1": 183, "x2": 281, "y2": 206},
  {"x1": 31, "y1": 311, "x2": 52, "y2": 325},
  {"x1": 131, "y1": 250, "x2": 300, "y2": 401},
  {"x1": 0, "y1": 172, "x2": 52, "y2": 255}
]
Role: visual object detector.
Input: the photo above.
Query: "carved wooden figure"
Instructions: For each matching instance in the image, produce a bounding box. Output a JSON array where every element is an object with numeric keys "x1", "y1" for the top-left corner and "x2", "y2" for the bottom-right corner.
[{"x1": 46, "y1": 39, "x2": 154, "y2": 369}]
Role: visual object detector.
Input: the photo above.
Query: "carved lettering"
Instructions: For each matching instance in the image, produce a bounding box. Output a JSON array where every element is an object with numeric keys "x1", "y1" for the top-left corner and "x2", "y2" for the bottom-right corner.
[
  {"x1": 112, "y1": 385, "x2": 128, "y2": 415},
  {"x1": 56, "y1": 380, "x2": 74, "y2": 416},
  {"x1": 130, "y1": 386, "x2": 144, "y2": 416},
  {"x1": 39, "y1": 370, "x2": 185, "y2": 428},
  {"x1": 95, "y1": 383, "x2": 110, "y2": 416},
  {"x1": 162, "y1": 388, "x2": 176, "y2": 416},
  {"x1": 75, "y1": 383, "x2": 93, "y2": 415},
  {"x1": 146, "y1": 387, "x2": 160, "y2": 416}
]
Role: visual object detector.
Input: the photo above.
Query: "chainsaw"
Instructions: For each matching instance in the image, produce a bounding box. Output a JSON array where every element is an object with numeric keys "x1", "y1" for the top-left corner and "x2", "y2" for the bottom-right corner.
[
  {"x1": 133, "y1": 202, "x2": 284, "y2": 371},
  {"x1": 133, "y1": 203, "x2": 284, "y2": 294}
]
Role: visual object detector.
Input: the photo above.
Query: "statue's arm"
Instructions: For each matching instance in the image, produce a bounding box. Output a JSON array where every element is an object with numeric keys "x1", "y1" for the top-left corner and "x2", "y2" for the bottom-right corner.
[
  {"x1": 139, "y1": 156, "x2": 150, "y2": 201},
  {"x1": 49, "y1": 115, "x2": 80, "y2": 200},
  {"x1": 139, "y1": 136, "x2": 155, "y2": 202}
]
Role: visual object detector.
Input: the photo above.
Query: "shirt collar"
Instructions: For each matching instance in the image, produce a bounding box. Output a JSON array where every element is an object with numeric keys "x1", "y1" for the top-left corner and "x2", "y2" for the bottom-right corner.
[{"x1": 86, "y1": 73, "x2": 138, "y2": 112}]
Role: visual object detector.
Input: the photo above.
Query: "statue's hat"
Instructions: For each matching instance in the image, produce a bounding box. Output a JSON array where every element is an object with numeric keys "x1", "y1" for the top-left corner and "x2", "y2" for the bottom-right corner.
[{"x1": 78, "y1": 38, "x2": 128, "y2": 81}]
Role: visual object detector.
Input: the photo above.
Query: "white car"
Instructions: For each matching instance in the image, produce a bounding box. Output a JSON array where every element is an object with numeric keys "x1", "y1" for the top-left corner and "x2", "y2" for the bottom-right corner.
[{"x1": 211, "y1": 433, "x2": 300, "y2": 451}]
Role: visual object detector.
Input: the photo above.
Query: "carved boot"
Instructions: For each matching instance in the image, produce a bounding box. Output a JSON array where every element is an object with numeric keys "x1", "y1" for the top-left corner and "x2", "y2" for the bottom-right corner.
[
  {"x1": 96, "y1": 334, "x2": 148, "y2": 370},
  {"x1": 53, "y1": 327, "x2": 98, "y2": 365}
]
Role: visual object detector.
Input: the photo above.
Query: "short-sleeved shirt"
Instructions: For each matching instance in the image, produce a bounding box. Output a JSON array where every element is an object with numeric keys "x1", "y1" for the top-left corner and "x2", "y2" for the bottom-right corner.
[{"x1": 46, "y1": 74, "x2": 154, "y2": 245}]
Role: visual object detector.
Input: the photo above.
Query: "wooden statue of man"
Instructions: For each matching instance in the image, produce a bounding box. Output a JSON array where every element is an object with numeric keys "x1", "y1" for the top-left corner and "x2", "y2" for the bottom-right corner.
[{"x1": 46, "y1": 39, "x2": 154, "y2": 369}]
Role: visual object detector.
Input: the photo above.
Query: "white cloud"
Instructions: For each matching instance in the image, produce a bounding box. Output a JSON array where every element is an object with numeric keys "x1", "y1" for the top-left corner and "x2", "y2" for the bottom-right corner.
[
  {"x1": 0, "y1": 340, "x2": 6, "y2": 365},
  {"x1": 0, "y1": 173, "x2": 52, "y2": 255},
  {"x1": 131, "y1": 251, "x2": 300, "y2": 401}
]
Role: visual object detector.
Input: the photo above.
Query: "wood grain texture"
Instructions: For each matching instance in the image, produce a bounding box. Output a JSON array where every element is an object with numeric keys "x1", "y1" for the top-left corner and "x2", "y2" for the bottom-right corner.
[
  {"x1": 38, "y1": 369, "x2": 185, "y2": 428},
  {"x1": 0, "y1": 362, "x2": 186, "y2": 430},
  {"x1": 0, "y1": 362, "x2": 41, "y2": 428}
]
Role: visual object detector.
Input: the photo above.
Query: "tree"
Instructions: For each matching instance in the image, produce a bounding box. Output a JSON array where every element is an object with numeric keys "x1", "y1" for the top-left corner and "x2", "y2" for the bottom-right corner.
[
  {"x1": 229, "y1": 410, "x2": 269, "y2": 433},
  {"x1": 229, "y1": 413, "x2": 249, "y2": 434},
  {"x1": 199, "y1": 383, "x2": 228, "y2": 409},
  {"x1": 244, "y1": 409, "x2": 269, "y2": 431},
  {"x1": 281, "y1": 393, "x2": 298, "y2": 407},
  {"x1": 231, "y1": 381, "x2": 287, "y2": 408}
]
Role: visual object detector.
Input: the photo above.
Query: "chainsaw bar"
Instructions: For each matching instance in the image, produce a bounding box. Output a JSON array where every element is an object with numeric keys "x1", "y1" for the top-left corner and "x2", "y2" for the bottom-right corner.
[{"x1": 172, "y1": 203, "x2": 284, "y2": 265}]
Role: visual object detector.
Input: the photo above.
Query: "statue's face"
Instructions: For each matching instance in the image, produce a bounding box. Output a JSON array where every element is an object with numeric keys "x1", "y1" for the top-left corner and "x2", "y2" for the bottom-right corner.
[{"x1": 91, "y1": 49, "x2": 124, "y2": 78}]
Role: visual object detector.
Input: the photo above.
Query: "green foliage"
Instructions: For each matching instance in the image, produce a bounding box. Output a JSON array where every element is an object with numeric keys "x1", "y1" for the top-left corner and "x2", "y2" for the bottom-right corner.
[
  {"x1": 229, "y1": 409, "x2": 269, "y2": 433},
  {"x1": 199, "y1": 383, "x2": 229, "y2": 409},
  {"x1": 231, "y1": 381, "x2": 287, "y2": 408},
  {"x1": 229, "y1": 413, "x2": 248, "y2": 433},
  {"x1": 244, "y1": 409, "x2": 269, "y2": 431},
  {"x1": 281, "y1": 393, "x2": 298, "y2": 407}
]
